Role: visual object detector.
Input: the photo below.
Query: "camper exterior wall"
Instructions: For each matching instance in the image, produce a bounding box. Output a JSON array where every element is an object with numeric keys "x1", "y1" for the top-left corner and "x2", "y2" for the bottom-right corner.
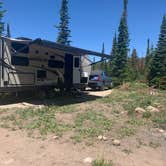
[{"x1": 0, "y1": 38, "x2": 67, "y2": 91}]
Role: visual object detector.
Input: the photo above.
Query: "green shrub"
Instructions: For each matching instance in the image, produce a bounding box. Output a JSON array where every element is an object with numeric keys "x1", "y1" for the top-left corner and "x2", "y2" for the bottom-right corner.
[
  {"x1": 92, "y1": 159, "x2": 114, "y2": 166},
  {"x1": 142, "y1": 112, "x2": 152, "y2": 119}
]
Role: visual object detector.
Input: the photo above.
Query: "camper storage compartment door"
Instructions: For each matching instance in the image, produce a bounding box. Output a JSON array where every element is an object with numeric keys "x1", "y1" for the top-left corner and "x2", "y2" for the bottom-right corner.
[{"x1": 8, "y1": 72, "x2": 35, "y2": 85}]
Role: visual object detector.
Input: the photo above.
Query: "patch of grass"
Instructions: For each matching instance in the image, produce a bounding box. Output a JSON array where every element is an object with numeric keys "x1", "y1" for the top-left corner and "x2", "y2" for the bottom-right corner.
[
  {"x1": 92, "y1": 159, "x2": 114, "y2": 166},
  {"x1": 0, "y1": 106, "x2": 113, "y2": 139},
  {"x1": 101, "y1": 83, "x2": 166, "y2": 124},
  {"x1": 127, "y1": 118, "x2": 144, "y2": 126},
  {"x1": 129, "y1": 82, "x2": 148, "y2": 90},
  {"x1": 102, "y1": 84, "x2": 154, "y2": 116},
  {"x1": 142, "y1": 111, "x2": 152, "y2": 119},
  {"x1": 118, "y1": 118, "x2": 143, "y2": 138},
  {"x1": 152, "y1": 111, "x2": 166, "y2": 129},
  {"x1": 74, "y1": 111, "x2": 112, "y2": 139},
  {"x1": 77, "y1": 127, "x2": 102, "y2": 138},
  {"x1": 0, "y1": 106, "x2": 74, "y2": 136},
  {"x1": 0, "y1": 123, "x2": 10, "y2": 128},
  {"x1": 53, "y1": 105, "x2": 77, "y2": 113},
  {"x1": 119, "y1": 126, "x2": 136, "y2": 138},
  {"x1": 71, "y1": 135, "x2": 82, "y2": 143},
  {"x1": 123, "y1": 94, "x2": 153, "y2": 116}
]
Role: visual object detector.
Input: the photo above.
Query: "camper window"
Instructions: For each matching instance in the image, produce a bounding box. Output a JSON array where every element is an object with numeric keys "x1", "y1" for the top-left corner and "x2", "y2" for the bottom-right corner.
[
  {"x1": 11, "y1": 56, "x2": 29, "y2": 66},
  {"x1": 48, "y1": 60, "x2": 64, "y2": 68},
  {"x1": 74, "y1": 57, "x2": 80, "y2": 68},
  {"x1": 37, "y1": 70, "x2": 47, "y2": 79},
  {"x1": 11, "y1": 42, "x2": 29, "y2": 54}
]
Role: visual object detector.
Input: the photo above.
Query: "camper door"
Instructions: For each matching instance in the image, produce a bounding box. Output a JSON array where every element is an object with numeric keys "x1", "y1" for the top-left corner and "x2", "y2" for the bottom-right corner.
[{"x1": 73, "y1": 56, "x2": 80, "y2": 84}]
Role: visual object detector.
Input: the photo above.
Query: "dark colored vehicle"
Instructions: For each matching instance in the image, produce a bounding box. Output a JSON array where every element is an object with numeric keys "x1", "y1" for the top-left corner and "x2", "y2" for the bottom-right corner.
[{"x1": 88, "y1": 70, "x2": 112, "y2": 90}]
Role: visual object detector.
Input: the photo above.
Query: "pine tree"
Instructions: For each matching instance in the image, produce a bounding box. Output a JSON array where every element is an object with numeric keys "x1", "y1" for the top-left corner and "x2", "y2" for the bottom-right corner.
[
  {"x1": 146, "y1": 38, "x2": 150, "y2": 56},
  {"x1": 130, "y1": 48, "x2": 138, "y2": 80},
  {"x1": 101, "y1": 42, "x2": 105, "y2": 70},
  {"x1": 145, "y1": 44, "x2": 155, "y2": 79},
  {"x1": 148, "y1": 15, "x2": 166, "y2": 88},
  {"x1": 6, "y1": 23, "x2": 11, "y2": 37},
  {"x1": 131, "y1": 49, "x2": 138, "y2": 70},
  {"x1": 137, "y1": 57, "x2": 146, "y2": 80},
  {"x1": 145, "y1": 39, "x2": 152, "y2": 67},
  {"x1": 0, "y1": 1, "x2": 6, "y2": 36},
  {"x1": 113, "y1": 0, "x2": 129, "y2": 84},
  {"x1": 111, "y1": 33, "x2": 118, "y2": 61},
  {"x1": 56, "y1": 0, "x2": 71, "y2": 45},
  {"x1": 110, "y1": 33, "x2": 118, "y2": 77}
]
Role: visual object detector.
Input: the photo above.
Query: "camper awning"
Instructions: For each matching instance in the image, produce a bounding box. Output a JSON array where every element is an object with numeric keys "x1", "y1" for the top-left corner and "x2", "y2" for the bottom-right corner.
[
  {"x1": 33, "y1": 39, "x2": 111, "y2": 59},
  {"x1": 1, "y1": 36, "x2": 111, "y2": 59}
]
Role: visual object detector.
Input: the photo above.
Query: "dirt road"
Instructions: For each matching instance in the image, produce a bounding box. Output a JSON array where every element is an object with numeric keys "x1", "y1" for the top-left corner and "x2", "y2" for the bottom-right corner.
[{"x1": 0, "y1": 128, "x2": 165, "y2": 166}]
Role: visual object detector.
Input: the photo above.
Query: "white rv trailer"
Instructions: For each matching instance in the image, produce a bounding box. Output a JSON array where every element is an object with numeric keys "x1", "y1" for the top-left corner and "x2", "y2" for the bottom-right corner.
[{"x1": 0, "y1": 36, "x2": 110, "y2": 93}]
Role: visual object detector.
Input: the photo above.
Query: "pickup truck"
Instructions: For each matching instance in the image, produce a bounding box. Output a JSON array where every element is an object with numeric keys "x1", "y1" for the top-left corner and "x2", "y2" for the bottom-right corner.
[{"x1": 88, "y1": 70, "x2": 112, "y2": 90}]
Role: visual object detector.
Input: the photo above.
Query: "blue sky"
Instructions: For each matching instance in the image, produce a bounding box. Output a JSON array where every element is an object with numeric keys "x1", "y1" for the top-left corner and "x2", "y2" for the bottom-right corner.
[{"x1": 3, "y1": 0, "x2": 166, "y2": 56}]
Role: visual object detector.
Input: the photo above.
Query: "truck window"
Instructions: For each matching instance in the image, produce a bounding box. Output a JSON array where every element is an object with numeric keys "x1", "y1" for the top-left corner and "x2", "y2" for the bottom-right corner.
[{"x1": 89, "y1": 75, "x2": 99, "y2": 81}]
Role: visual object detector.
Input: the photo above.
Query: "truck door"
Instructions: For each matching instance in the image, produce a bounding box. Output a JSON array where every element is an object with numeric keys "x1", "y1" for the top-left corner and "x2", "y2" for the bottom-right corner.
[{"x1": 73, "y1": 56, "x2": 80, "y2": 84}]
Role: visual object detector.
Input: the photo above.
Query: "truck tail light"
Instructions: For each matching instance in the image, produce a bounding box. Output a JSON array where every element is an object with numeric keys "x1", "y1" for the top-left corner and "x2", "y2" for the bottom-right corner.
[{"x1": 97, "y1": 75, "x2": 101, "y2": 81}]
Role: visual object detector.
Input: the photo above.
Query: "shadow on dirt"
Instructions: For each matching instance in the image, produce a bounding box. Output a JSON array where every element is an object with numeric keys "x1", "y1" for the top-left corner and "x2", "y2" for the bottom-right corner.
[{"x1": 0, "y1": 91, "x2": 102, "y2": 106}]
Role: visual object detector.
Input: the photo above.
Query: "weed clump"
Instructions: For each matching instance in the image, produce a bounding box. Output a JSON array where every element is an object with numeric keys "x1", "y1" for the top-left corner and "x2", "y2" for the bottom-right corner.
[{"x1": 92, "y1": 159, "x2": 114, "y2": 166}]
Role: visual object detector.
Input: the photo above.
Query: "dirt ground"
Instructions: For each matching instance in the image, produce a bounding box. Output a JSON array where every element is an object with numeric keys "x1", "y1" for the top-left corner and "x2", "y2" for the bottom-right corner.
[
  {"x1": 0, "y1": 89, "x2": 166, "y2": 166},
  {"x1": 0, "y1": 125, "x2": 165, "y2": 166}
]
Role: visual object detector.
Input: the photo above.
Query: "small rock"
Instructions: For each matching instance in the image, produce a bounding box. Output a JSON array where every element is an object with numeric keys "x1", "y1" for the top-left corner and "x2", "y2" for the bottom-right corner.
[
  {"x1": 121, "y1": 111, "x2": 125, "y2": 114},
  {"x1": 97, "y1": 135, "x2": 107, "y2": 141},
  {"x1": 147, "y1": 106, "x2": 160, "y2": 113},
  {"x1": 103, "y1": 136, "x2": 107, "y2": 141},
  {"x1": 113, "y1": 139, "x2": 121, "y2": 146},
  {"x1": 158, "y1": 129, "x2": 164, "y2": 133},
  {"x1": 83, "y1": 157, "x2": 93, "y2": 163},
  {"x1": 97, "y1": 135, "x2": 103, "y2": 140},
  {"x1": 135, "y1": 107, "x2": 146, "y2": 113},
  {"x1": 53, "y1": 136, "x2": 59, "y2": 140}
]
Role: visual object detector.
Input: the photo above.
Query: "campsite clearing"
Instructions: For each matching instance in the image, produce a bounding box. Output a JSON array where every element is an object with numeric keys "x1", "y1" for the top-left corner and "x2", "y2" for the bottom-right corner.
[{"x1": 0, "y1": 83, "x2": 166, "y2": 166}]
